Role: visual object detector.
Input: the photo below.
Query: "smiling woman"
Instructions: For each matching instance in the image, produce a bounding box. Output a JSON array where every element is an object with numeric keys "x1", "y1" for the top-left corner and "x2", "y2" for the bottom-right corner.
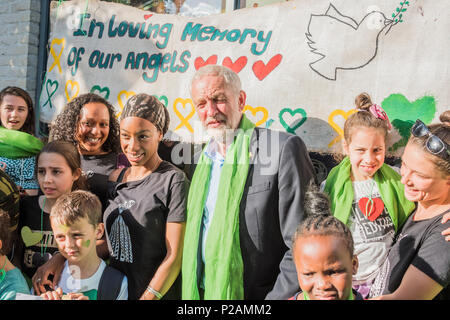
[
  {"x1": 104, "y1": 93, "x2": 188, "y2": 300},
  {"x1": 49, "y1": 93, "x2": 128, "y2": 212},
  {"x1": 369, "y1": 118, "x2": 450, "y2": 300}
]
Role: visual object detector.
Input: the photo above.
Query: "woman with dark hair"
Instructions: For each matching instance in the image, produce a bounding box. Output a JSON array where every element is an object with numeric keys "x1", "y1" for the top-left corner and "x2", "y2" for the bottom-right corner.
[
  {"x1": 370, "y1": 114, "x2": 450, "y2": 299},
  {"x1": 0, "y1": 86, "x2": 43, "y2": 196},
  {"x1": 49, "y1": 93, "x2": 128, "y2": 210},
  {"x1": 49, "y1": 93, "x2": 119, "y2": 156},
  {"x1": 0, "y1": 86, "x2": 35, "y2": 135}
]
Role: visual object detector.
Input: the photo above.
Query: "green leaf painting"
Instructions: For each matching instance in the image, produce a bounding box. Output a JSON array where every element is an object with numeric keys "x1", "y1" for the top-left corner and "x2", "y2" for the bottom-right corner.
[{"x1": 382, "y1": 94, "x2": 436, "y2": 151}]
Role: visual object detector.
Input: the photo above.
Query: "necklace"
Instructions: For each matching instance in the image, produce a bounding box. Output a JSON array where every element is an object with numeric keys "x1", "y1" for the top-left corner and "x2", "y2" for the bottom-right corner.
[
  {"x1": 126, "y1": 157, "x2": 162, "y2": 182},
  {"x1": 357, "y1": 180, "x2": 385, "y2": 222}
]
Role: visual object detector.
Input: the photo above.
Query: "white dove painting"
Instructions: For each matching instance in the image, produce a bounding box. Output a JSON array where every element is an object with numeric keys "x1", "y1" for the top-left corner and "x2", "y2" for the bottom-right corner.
[{"x1": 306, "y1": 4, "x2": 393, "y2": 81}]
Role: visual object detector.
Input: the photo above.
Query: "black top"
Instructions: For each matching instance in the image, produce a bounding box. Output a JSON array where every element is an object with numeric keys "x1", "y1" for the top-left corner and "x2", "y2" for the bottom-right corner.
[
  {"x1": 370, "y1": 209, "x2": 450, "y2": 300},
  {"x1": 19, "y1": 195, "x2": 59, "y2": 279},
  {"x1": 81, "y1": 152, "x2": 120, "y2": 211},
  {"x1": 104, "y1": 161, "x2": 189, "y2": 300}
]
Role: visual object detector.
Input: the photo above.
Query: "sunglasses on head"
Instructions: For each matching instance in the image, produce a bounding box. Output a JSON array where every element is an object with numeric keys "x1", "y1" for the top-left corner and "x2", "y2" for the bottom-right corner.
[{"x1": 411, "y1": 119, "x2": 450, "y2": 160}]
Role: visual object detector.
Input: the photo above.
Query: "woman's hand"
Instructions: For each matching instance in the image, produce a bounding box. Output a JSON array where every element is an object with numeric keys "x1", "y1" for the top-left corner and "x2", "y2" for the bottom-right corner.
[{"x1": 32, "y1": 252, "x2": 66, "y2": 295}]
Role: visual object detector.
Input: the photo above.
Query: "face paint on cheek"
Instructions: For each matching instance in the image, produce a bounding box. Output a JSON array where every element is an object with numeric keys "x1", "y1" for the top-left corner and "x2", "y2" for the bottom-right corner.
[{"x1": 82, "y1": 239, "x2": 91, "y2": 248}]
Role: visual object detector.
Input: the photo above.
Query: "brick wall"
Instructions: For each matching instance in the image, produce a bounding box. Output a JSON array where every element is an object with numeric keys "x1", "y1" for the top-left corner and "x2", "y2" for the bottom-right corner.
[{"x1": 0, "y1": 0, "x2": 41, "y2": 101}]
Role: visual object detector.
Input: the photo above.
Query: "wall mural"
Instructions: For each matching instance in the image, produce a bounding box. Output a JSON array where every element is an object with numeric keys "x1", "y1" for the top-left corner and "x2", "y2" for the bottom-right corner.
[{"x1": 39, "y1": 0, "x2": 449, "y2": 160}]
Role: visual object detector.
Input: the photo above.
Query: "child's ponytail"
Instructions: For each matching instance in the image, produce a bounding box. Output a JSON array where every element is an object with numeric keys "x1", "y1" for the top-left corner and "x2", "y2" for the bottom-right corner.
[
  {"x1": 439, "y1": 110, "x2": 450, "y2": 127},
  {"x1": 293, "y1": 181, "x2": 354, "y2": 257},
  {"x1": 354, "y1": 92, "x2": 373, "y2": 111},
  {"x1": 344, "y1": 92, "x2": 391, "y2": 144}
]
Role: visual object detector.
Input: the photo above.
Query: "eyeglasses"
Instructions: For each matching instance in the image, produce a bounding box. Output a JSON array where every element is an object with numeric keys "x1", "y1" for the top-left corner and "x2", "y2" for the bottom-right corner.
[{"x1": 411, "y1": 119, "x2": 450, "y2": 160}]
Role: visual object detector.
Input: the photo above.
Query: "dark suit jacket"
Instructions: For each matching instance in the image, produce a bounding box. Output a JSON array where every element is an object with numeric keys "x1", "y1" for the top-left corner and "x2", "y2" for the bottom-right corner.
[{"x1": 188, "y1": 127, "x2": 316, "y2": 300}]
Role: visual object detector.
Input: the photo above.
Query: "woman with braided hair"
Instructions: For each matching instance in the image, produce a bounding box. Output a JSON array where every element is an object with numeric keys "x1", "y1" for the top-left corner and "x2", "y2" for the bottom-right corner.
[{"x1": 290, "y1": 182, "x2": 362, "y2": 300}]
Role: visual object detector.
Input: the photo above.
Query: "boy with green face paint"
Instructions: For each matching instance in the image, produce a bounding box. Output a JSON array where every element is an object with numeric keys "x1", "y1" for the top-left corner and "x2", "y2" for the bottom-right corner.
[{"x1": 41, "y1": 190, "x2": 127, "y2": 300}]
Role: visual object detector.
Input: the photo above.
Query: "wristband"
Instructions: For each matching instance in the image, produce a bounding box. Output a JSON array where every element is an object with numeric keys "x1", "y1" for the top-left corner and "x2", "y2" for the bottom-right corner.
[{"x1": 146, "y1": 286, "x2": 163, "y2": 299}]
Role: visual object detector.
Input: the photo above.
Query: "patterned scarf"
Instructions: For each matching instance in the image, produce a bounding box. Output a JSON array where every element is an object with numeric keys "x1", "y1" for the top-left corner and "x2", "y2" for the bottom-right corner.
[{"x1": 182, "y1": 115, "x2": 255, "y2": 300}]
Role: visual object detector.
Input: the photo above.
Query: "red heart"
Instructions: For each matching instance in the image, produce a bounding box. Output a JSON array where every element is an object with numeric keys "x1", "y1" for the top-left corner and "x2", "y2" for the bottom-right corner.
[
  {"x1": 144, "y1": 14, "x2": 153, "y2": 20},
  {"x1": 252, "y1": 54, "x2": 282, "y2": 81},
  {"x1": 358, "y1": 197, "x2": 384, "y2": 221},
  {"x1": 222, "y1": 56, "x2": 248, "y2": 73},
  {"x1": 194, "y1": 55, "x2": 218, "y2": 70}
]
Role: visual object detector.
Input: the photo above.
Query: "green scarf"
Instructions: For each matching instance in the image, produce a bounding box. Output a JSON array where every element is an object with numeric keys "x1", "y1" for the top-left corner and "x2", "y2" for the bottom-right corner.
[
  {"x1": 0, "y1": 127, "x2": 43, "y2": 159},
  {"x1": 182, "y1": 115, "x2": 255, "y2": 300},
  {"x1": 323, "y1": 157, "x2": 415, "y2": 231}
]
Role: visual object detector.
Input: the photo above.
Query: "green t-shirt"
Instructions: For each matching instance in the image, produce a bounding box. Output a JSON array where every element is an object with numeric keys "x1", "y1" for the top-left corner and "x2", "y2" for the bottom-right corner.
[{"x1": 57, "y1": 260, "x2": 128, "y2": 300}]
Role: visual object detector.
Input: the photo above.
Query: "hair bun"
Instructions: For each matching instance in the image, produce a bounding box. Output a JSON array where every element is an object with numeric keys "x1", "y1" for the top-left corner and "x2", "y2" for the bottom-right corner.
[
  {"x1": 354, "y1": 92, "x2": 373, "y2": 111},
  {"x1": 304, "y1": 181, "x2": 332, "y2": 217},
  {"x1": 439, "y1": 111, "x2": 450, "y2": 126}
]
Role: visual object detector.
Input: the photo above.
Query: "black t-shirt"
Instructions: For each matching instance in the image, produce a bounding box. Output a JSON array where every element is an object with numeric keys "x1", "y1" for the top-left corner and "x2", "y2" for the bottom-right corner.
[
  {"x1": 19, "y1": 195, "x2": 58, "y2": 279},
  {"x1": 81, "y1": 152, "x2": 119, "y2": 211},
  {"x1": 370, "y1": 209, "x2": 450, "y2": 300},
  {"x1": 104, "y1": 161, "x2": 188, "y2": 300}
]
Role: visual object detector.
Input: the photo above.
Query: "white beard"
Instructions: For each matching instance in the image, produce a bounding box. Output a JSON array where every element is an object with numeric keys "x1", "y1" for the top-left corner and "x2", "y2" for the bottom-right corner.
[{"x1": 206, "y1": 127, "x2": 227, "y2": 142}]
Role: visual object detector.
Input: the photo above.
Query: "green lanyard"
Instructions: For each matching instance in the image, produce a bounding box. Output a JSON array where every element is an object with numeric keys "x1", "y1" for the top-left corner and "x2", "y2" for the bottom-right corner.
[
  {"x1": 302, "y1": 290, "x2": 355, "y2": 300},
  {"x1": 40, "y1": 197, "x2": 49, "y2": 257}
]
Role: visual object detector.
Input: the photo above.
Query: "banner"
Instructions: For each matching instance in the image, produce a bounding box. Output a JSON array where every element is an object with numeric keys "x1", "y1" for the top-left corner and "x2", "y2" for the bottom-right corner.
[{"x1": 39, "y1": 0, "x2": 449, "y2": 155}]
